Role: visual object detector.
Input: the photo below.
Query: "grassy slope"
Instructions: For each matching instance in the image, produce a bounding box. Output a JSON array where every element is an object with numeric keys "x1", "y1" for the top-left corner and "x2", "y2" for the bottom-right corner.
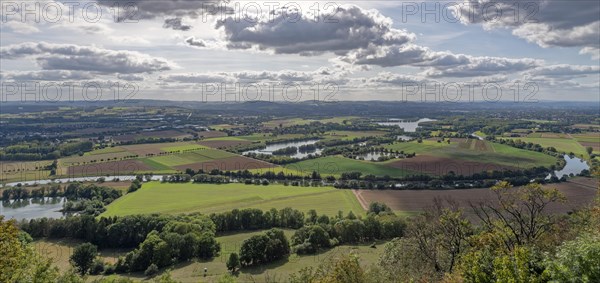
[
  {"x1": 502, "y1": 137, "x2": 588, "y2": 157},
  {"x1": 39, "y1": 229, "x2": 385, "y2": 283},
  {"x1": 102, "y1": 182, "x2": 365, "y2": 217},
  {"x1": 386, "y1": 140, "x2": 557, "y2": 168}
]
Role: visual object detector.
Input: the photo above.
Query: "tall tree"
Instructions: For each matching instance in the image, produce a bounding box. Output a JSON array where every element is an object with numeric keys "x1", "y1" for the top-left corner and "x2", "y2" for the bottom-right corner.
[
  {"x1": 470, "y1": 182, "x2": 565, "y2": 250},
  {"x1": 70, "y1": 243, "x2": 98, "y2": 275},
  {"x1": 226, "y1": 253, "x2": 241, "y2": 273}
]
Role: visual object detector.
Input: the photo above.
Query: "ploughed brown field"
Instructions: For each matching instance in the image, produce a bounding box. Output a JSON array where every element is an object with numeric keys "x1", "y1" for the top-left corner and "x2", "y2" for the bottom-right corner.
[
  {"x1": 355, "y1": 177, "x2": 598, "y2": 216},
  {"x1": 66, "y1": 160, "x2": 152, "y2": 176},
  {"x1": 173, "y1": 156, "x2": 274, "y2": 172},
  {"x1": 386, "y1": 155, "x2": 517, "y2": 176},
  {"x1": 580, "y1": 141, "x2": 600, "y2": 152},
  {"x1": 197, "y1": 139, "x2": 253, "y2": 149}
]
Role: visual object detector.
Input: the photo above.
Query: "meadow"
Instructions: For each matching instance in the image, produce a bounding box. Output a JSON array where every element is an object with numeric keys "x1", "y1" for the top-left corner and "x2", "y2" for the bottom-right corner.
[
  {"x1": 35, "y1": 229, "x2": 384, "y2": 283},
  {"x1": 502, "y1": 136, "x2": 589, "y2": 158},
  {"x1": 102, "y1": 182, "x2": 365, "y2": 217}
]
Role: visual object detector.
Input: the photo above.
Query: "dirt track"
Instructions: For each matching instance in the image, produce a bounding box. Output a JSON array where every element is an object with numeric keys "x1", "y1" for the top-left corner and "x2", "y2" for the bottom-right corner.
[{"x1": 353, "y1": 189, "x2": 369, "y2": 210}]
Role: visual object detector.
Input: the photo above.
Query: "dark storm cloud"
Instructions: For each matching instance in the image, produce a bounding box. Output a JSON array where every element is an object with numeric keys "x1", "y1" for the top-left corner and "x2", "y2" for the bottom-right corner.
[
  {"x1": 216, "y1": 5, "x2": 414, "y2": 55},
  {"x1": 94, "y1": 0, "x2": 228, "y2": 26},
  {"x1": 452, "y1": 0, "x2": 600, "y2": 57}
]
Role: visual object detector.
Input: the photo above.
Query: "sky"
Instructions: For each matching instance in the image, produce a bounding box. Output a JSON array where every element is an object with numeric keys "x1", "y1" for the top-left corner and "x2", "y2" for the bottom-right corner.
[{"x1": 1, "y1": 0, "x2": 599, "y2": 102}]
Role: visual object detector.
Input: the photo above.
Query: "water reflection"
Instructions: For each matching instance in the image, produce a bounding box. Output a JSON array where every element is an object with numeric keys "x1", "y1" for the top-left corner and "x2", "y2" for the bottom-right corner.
[
  {"x1": 549, "y1": 155, "x2": 590, "y2": 178},
  {"x1": 1, "y1": 197, "x2": 66, "y2": 220},
  {"x1": 377, "y1": 118, "x2": 436, "y2": 132},
  {"x1": 243, "y1": 139, "x2": 322, "y2": 159}
]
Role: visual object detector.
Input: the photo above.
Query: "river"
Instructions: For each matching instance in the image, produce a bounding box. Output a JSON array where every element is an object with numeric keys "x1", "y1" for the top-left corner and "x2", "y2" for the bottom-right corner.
[{"x1": 377, "y1": 118, "x2": 436, "y2": 132}]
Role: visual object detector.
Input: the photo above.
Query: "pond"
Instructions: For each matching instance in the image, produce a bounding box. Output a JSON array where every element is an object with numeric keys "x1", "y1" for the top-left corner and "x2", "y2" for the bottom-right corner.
[
  {"x1": 355, "y1": 152, "x2": 399, "y2": 161},
  {"x1": 471, "y1": 132, "x2": 484, "y2": 140},
  {"x1": 243, "y1": 139, "x2": 322, "y2": 159},
  {"x1": 549, "y1": 155, "x2": 590, "y2": 179},
  {"x1": 397, "y1": 135, "x2": 414, "y2": 141},
  {"x1": 377, "y1": 118, "x2": 436, "y2": 132},
  {"x1": 1, "y1": 197, "x2": 67, "y2": 220}
]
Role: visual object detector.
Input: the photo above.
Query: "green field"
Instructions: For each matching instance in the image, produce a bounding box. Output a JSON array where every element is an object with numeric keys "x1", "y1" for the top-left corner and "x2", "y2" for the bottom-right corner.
[
  {"x1": 386, "y1": 139, "x2": 558, "y2": 168},
  {"x1": 86, "y1": 146, "x2": 127, "y2": 155},
  {"x1": 161, "y1": 144, "x2": 207, "y2": 152},
  {"x1": 502, "y1": 137, "x2": 589, "y2": 157},
  {"x1": 385, "y1": 139, "x2": 453, "y2": 155},
  {"x1": 102, "y1": 182, "x2": 365, "y2": 217},
  {"x1": 144, "y1": 150, "x2": 237, "y2": 168},
  {"x1": 262, "y1": 117, "x2": 355, "y2": 128},
  {"x1": 289, "y1": 155, "x2": 414, "y2": 178},
  {"x1": 572, "y1": 134, "x2": 600, "y2": 143},
  {"x1": 323, "y1": 130, "x2": 386, "y2": 141}
]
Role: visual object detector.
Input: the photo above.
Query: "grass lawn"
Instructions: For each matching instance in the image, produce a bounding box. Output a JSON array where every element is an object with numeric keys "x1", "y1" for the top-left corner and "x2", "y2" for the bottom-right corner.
[
  {"x1": 289, "y1": 155, "x2": 415, "y2": 178},
  {"x1": 102, "y1": 182, "x2": 365, "y2": 217}
]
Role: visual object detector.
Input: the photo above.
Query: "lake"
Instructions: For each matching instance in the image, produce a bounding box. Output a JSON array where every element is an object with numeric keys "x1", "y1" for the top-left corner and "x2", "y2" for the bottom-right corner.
[
  {"x1": 1, "y1": 197, "x2": 66, "y2": 220},
  {"x1": 243, "y1": 139, "x2": 322, "y2": 158},
  {"x1": 377, "y1": 118, "x2": 436, "y2": 132},
  {"x1": 397, "y1": 135, "x2": 414, "y2": 141},
  {"x1": 550, "y1": 155, "x2": 590, "y2": 178}
]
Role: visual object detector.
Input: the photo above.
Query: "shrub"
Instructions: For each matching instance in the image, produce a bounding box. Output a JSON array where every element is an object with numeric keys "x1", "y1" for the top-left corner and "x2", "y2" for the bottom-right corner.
[{"x1": 144, "y1": 263, "x2": 159, "y2": 277}]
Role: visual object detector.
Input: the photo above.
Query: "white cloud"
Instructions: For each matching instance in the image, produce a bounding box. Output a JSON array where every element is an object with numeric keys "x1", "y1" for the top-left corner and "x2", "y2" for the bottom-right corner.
[
  {"x1": 1, "y1": 42, "x2": 174, "y2": 74},
  {"x1": 3, "y1": 21, "x2": 40, "y2": 34}
]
